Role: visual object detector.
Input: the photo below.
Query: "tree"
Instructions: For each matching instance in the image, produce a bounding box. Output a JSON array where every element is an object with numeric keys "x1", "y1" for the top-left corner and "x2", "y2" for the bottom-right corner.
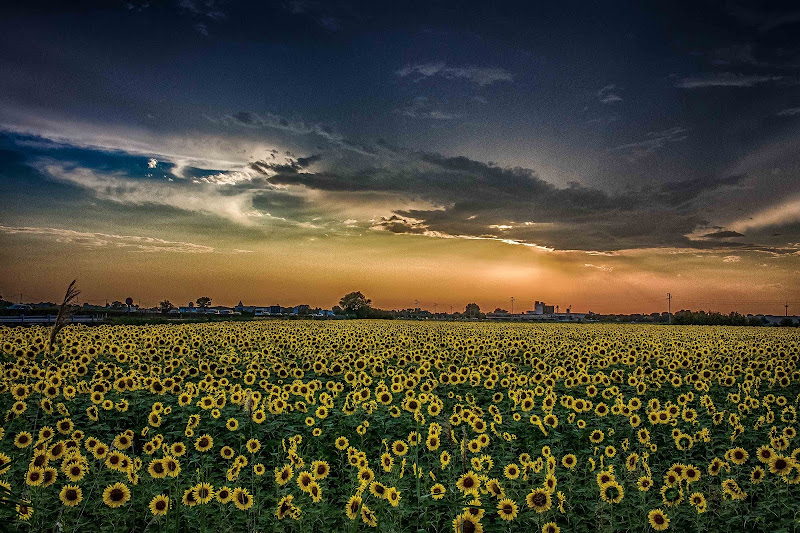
[
  {"x1": 339, "y1": 291, "x2": 371, "y2": 317},
  {"x1": 464, "y1": 303, "x2": 481, "y2": 319},
  {"x1": 332, "y1": 305, "x2": 343, "y2": 315},
  {"x1": 110, "y1": 300, "x2": 125, "y2": 310},
  {"x1": 196, "y1": 296, "x2": 212, "y2": 309},
  {"x1": 159, "y1": 300, "x2": 175, "y2": 313}
]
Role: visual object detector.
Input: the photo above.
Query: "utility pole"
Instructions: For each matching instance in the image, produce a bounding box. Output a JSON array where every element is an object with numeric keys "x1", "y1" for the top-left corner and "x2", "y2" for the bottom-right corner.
[
  {"x1": 667, "y1": 293, "x2": 672, "y2": 325},
  {"x1": 786, "y1": 301, "x2": 789, "y2": 317},
  {"x1": 433, "y1": 303, "x2": 437, "y2": 316},
  {"x1": 511, "y1": 297, "x2": 515, "y2": 315}
]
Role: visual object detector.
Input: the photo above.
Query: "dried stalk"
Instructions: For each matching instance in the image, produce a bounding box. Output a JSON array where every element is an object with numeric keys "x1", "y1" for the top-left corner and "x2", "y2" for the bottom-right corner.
[{"x1": 48, "y1": 279, "x2": 81, "y2": 351}]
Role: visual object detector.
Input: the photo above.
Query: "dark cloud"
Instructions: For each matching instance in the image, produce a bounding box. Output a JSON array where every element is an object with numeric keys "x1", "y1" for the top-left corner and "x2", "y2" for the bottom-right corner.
[
  {"x1": 179, "y1": 0, "x2": 227, "y2": 21},
  {"x1": 249, "y1": 154, "x2": 322, "y2": 175},
  {"x1": 674, "y1": 73, "x2": 785, "y2": 89},
  {"x1": 371, "y1": 215, "x2": 428, "y2": 234},
  {"x1": 702, "y1": 230, "x2": 745, "y2": 239},
  {"x1": 238, "y1": 147, "x2": 768, "y2": 251},
  {"x1": 281, "y1": 1, "x2": 346, "y2": 31},
  {"x1": 396, "y1": 63, "x2": 514, "y2": 87},
  {"x1": 611, "y1": 127, "x2": 689, "y2": 162},
  {"x1": 658, "y1": 174, "x2": 746, "y2": 206}
]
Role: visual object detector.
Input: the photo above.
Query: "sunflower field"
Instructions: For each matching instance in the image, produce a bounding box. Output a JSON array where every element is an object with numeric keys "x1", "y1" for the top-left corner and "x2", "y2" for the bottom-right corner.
[{"x1": 0, "y1": 321, "x2": 798, "y2": 532}]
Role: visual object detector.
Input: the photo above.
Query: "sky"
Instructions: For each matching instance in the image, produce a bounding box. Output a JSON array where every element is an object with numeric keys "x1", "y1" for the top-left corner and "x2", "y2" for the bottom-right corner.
[{"x1": 1, "y1": 0, "x2": 799, "y2": 314}]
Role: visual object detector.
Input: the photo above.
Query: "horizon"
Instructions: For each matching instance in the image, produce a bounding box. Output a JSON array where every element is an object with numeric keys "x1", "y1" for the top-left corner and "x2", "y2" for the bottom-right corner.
[
  {"x1": 2, "y1": 1, "x2": 799, "y2": 314},
  {"x1": 3, "y1": 286, "x2": 795, "y2": 317}
]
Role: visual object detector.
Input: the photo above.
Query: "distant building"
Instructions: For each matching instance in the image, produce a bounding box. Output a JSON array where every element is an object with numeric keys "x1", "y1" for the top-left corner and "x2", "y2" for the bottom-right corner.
[
  {"x1": 292, "y1": 305, "x2": 311, "y2": 315},
  {"x1": 234, "y1": 301, "x2": 256, "y2": 313},
  {"x1": 255, "y1": 305, "x2": 283, "y2": 317}
]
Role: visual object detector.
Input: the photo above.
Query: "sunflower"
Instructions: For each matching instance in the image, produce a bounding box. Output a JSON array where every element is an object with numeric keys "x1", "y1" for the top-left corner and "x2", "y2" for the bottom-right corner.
[
  {"x1": 309, "y1": 482, "x2": 322, "y2": 503},
  {"x1": 105, "y1": 451, "x2": 125, "y2": 471},
  {"x1": 728, "y1": 447, "x2": 749, "y2": 465},
  {"x1": 148, "y1": 458, "x2": 167, "y2": 479},
  {"x1": 369, "y1": 481, "x2": 387, "y2": 499},
  {"x1": 441, "y1": 451, "x2": 451, "y2": 469},
  {"x1": 485, "y1": 478, "x2": 504, "y2": 498},
  {"x1": 596, "y1": 470, "x2": 615, "y2": 486},
  {"x1": 170, "y1": 442, "x2": 186, "y2": 457},
  {"x1": 345, "y1": 495, "x2": 362, "y2": 520},
  {"x1": 25, "y1": 466, "x2": 44, "y2": 486},
  {"x1": 246, "y1": 438, "x2": 261, "y2": 453},
  {"x1": 149, "y1": 494, "x2": 169, "y2": 516},
  {"x1": 457, "y1": 471, "x2": 481, "y2": 496},
  {"x1": 452, "y1": 512, "x2": 483, "y2": 533},
  {"x1": 164, "y1": 457, "x2": 181, "y2": 478},
  {"x1": 59, "y1": 485, "x2": 82, "y2": 507},
  {"x1": 526, "y1": 488, "x2": 552, "y2": 513},
  {"x1": 194, "y1": 434, "x2": 213, "y2": 452},
  {"x1": 275, "y1": 464, "x2": 293, "y2": 485},
  {"x1": 648, "y1": 509, "x2": 670, "y2": 530},
  {"x1": 361, "y1": 504, "x2": 378, "y2": 527},
  {"x1": 497, "y1": 498, "x2": 519, "y2": 521},
  {"x1": 358, "y1": 467, "x2": 375, "y2": 485},
  {"x1": 542, "y1": 523, "x2": 560, "y2": 533},
  {"x1": 769, "y1": 455, "x2": 794, "y2": 476},
  {"x1": 660, "y1": 484, "x2": 684, "y2": 507},
  {"x1": 683, "y1": 465, "x2": 700, "y2": 484},
  {"x1": 431, "y1": 483, "x2": 446, "y2": 499},
  {"x1": 689, "y1": 492, "x2": 706, "y2": 509},
  {"x1": 182, "y1": 487, "x2": 198, "y2": 507},
  {"x1": 589, "y1": 430, "x2": 604, "y2": 444},
  {"x1": 311, "y1": 460, "x2": 330, "y2": 480},
  {"x1": 707, "y1": 457, "x2": 726, "y2": 476},
  {"x1": 103, "y1": 482, "x2": 131, "y2": 508},
  {"x1": 112, "y1": 434, "x2": 132, "y2": 450},
  {"x1": 216, "y1": 486, "x2": 232, "y2": 503},
  {"x1": 57, "y1": 418, "x2": 74, "y2": 435},
  {"x1": 599, "y1": 480, "x2": 624, "y2": 504},
  {"x1": 335, "y1": 437, "x2": 349, "y2": 450},
  {"x1": 561, "y1": 454, "x2": 577, "y2": 469},
  {"x1": 232, "y1": 487, "x2": 253, "y2": 510},
  {"x1": 276, "y1": 494, "x2": 294, "y2": 519},
  {"x1": 504, "y1": 463, "x2": 520, "y2": 480},
  {"x1": 92, "y1": 443, "x2": 108, "y2": 459},
  {"x1": 392, "y1": 440, "x2": 408, "y2": 456},
  {"x1": 14, "y1": 432, "x2": 33, "y2": 448},
  {"x1": 16, "y1": 502, "x2": 33, "y2": 521},
  {"x1": 192, "y1": 482, "x2": 214, "y2": 504},
  {"x1": 42, "y1": 466, "x2": 58, "y2": 488},
  {"x1": 297, "y1": 471, "x2": 314, "y2": 491},
  {"x1": 757, "y1": 445, "x2": 774, "y2": 464},
  {"x1": 750, "y1": 466, "x2": 765, "y2": 484},
  {"x1": 38, "y1": 426, "x2": 55, "y2": 443}
]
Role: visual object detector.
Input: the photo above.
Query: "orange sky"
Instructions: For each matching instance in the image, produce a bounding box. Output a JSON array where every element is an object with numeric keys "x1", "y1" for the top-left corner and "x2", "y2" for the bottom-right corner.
[{"x1": 3, "y1": 228, "x2": 797, "y2": 315}]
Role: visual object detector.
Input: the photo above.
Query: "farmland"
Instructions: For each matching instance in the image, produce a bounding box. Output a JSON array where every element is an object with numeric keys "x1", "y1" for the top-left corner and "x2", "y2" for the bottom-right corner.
[{"x1": 0, "y1": 321, "x2": 798, "y2": 532}]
